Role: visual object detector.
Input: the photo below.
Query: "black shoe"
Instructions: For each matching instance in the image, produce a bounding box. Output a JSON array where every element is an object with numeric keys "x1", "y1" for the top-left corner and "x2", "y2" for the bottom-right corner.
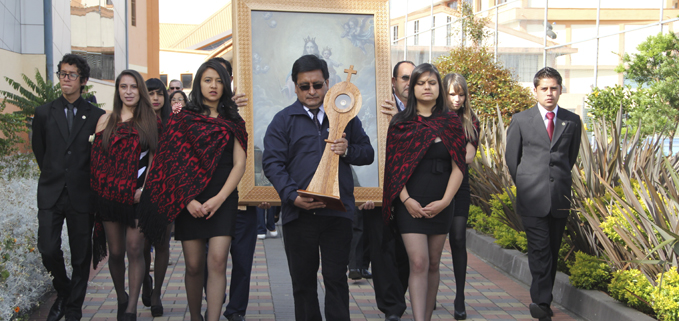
[
  {"x1": 360, "y1": 268, "x2": 372, "y2": 279},
  {"x1": 454, "y1": 297, "x2": 466, "y2": 320},
  {"x1": 123, "y1": 313, "x2": 136, "y2": 321},
  {"x1": 529, "y1": 303, "x2": 552, "y2": 321},
  {"x1": 117, "y1": 292, "x2": 129, "y2": 321},
  {"x1": 46, "y1": 296, "x2": 68, "y2": 321},
  {"x1": 385, "y1": 315, "x2": 401, "y2": 321},
  {"x1": 151, "y1": 303, "x2": 164, "y2": 317},
  {"x1": 348, "y1": 269, "x2": 362, "y2": 280},
  {"x1": 226, "y1": 314, "x2": 246, "y2": 321},
  {"x1": 142, "y1": 274, "x2": 153, "y2": 307}
]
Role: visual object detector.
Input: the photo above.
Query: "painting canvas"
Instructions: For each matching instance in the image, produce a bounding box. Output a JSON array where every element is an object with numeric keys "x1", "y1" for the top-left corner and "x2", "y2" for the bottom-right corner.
[
  {"x1": 233, "y1": 0, "x2": 391, "y2": 205},
  {"x1": 250, "y1": 11, "x2": 379, "y2": 188}
]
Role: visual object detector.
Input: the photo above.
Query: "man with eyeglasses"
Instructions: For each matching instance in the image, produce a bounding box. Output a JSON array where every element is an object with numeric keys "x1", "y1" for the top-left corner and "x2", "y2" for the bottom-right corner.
[
  {"x1": 32, "y1": 54, "x2": 105, "y2": 321},
  {"x1": 262, "y1": 54, "x2": 374, "y2": 320},
  {"x1": 168, "y1": 79, "x2": 183, "y2": 95}
]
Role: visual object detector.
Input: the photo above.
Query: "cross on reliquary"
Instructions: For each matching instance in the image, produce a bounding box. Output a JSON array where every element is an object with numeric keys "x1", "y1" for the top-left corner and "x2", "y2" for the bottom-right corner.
[{"x1": 344, "y1": 65, "x2": 357, "y2": 82}]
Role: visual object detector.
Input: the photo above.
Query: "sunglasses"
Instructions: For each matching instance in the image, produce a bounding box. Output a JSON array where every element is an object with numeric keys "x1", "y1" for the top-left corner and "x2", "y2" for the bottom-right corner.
[
  {"x1": 399, "y1": 75, "x2": 410, "y2": 81},
  {"x1": 169, "y1": 87, "x2": 181, "y2": 90},
  {"x1": 297, "y1": 82, "x2": 324, "y2": 91}
]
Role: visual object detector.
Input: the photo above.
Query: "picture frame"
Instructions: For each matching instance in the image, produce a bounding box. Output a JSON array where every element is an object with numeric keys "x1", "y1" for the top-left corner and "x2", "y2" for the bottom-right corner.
[{"x1": 233, "y1": 0, "x2": 391, "y2": 206}]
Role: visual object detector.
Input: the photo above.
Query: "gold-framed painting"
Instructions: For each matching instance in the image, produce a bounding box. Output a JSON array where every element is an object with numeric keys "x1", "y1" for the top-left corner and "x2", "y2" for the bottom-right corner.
[{"x1": 233, "y1": 0, "x2": 391, "y2": 206}]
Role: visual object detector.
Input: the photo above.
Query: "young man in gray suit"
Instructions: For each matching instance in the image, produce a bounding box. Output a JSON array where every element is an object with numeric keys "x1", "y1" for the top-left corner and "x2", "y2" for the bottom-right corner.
[{"x1": 505, "y1": 67, "x2": 581, "y2": 321}]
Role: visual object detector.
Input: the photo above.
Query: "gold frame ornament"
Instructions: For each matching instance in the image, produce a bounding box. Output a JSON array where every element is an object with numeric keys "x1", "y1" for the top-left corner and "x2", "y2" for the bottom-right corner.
[{"x1": 233, "y1": 0, "x2": 391, "y2": 206}]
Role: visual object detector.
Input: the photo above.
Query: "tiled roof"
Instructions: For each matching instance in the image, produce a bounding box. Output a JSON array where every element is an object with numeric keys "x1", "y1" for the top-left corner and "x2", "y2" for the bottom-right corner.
[
  {"x1": 159, "y1": 23, "x2": 198, "y2": 49},
  {"x1": 166, "y1": 3, "x2": 232, "y2": 50}
]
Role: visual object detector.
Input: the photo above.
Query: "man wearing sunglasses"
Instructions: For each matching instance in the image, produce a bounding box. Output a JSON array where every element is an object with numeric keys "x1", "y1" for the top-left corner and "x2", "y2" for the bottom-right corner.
[
  {"x1": 32, "y1": 54, "x2": 105, "y2": 321},
  {"x1": 168, "y1": 79, "x2": 183, "y2": 95},
  {"x1": 262, "y1": 54, "x2": 374, "y2": 321}
]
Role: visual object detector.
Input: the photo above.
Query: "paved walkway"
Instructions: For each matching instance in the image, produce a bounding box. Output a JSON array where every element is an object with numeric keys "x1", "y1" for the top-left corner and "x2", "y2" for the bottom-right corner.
[{"x1": 29, "y1": 226, "x2": 581, "y2": 321}]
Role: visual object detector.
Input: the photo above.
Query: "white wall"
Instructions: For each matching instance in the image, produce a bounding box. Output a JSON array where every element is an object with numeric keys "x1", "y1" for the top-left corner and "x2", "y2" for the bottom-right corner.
[
  {"x1": 527, "y1": 0, "x2": 668, "y2": 9},
  {"x1": 52, "y1": 0, "x2": 71, "y2": 76},
  {"x1": 112, "y1": 0, "x2": 127, "y2": 75},
  {"x1": 159, "y1": 50, "x2": 209, "y2": 90}
]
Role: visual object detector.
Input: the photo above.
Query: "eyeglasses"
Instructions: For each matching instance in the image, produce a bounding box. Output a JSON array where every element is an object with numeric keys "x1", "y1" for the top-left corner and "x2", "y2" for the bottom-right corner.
[
  {"x1": 297, "y1": 82, "x2": 324, "y2": 91},
  {"x1": 169, "y1": 87, "x2": 181, "y2": 90},
  {"x1": 171, "y1": 98, "x2": 185, "y2": 102},
  {"x1": 56, "y1": 72, "x2": 80, "y2": 80},
  {"x1": 399, "y1": 75, "x2": 410, "y2": 81}
]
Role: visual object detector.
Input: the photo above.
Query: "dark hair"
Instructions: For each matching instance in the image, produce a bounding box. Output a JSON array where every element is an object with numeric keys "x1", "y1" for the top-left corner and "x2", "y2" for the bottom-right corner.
[
  {"x1": 145, "y1": 78, "x2": 171, "y2": 124},
  {"x1": 392, "y1": 61, "x2": 415, "y2": 78},
  {"x1": 208, "y1": 57, "x2": 232, "y2": 77},
  {"x1": 103, "y1": 69, "x2": 158, "y2": 152},
  {"x1": 169, "y1": 90, "x2": 188, "y2": 105},
  {"x1": 57, "y1": 54, "x2": 90, "y2": 93},
  {"x1": 291, "y1": 54, "x2": 329, "y2": 84},
  {"x1": 184, "y1": 60, "x2": 239, "y2": 120},
  {"x1": 533, "y1": 67, "x2": 562, "y2": 88},
  {"x1": 390, "y1": 63, "x2": 446, "y2": 126}
]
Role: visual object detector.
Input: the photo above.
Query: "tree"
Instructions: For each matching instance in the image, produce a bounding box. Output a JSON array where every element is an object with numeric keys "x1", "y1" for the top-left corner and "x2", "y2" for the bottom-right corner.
[
  {"x1": 0, "y1": 100, "x2": 28, "y2": 156},
  {"x1": 0, "y1": 69, "x2": 62, "y2": 117}
]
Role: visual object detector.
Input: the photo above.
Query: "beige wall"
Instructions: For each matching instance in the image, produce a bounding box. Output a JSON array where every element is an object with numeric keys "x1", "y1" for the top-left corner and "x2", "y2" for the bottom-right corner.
[
  {"x1": 128, "y1": 0, "x2": 149, "y2": 77},
  {"x1": 87, "y1": 79, "x2": 115, "y2": 111},
  {"x1": 0, "y1": 49, "x2": 47, "y2": 114}
]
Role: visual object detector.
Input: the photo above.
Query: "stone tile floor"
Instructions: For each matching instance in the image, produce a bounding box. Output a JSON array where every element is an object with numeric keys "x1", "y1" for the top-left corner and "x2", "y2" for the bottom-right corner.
[{"x1": 30, "y1": 227, "x2": 581, "y2": 321}]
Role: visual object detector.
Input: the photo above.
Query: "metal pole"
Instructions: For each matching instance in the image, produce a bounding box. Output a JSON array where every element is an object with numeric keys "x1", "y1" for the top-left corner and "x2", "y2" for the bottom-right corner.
[
  {"x1": 494, "y1": 0, "x2": 499, "y2": 63},
  {"x1": 404, "y1": 0, "x2": 408, "y2": 61},
  {"x1": 594, "y1": 0, "x2": 601, "y2": 88},
  {"x1": 44, "y1": 0, "x2": 53, "y2": 82},
  {"x1": 429, "y1": 0, "x2": 433, "y2": 63},
  {"x1": 660, "y1": 0, "x2": 665, "y2": 33},
  {"x1": 543, "y1": 0, "x2": 548, "y2": 68}
]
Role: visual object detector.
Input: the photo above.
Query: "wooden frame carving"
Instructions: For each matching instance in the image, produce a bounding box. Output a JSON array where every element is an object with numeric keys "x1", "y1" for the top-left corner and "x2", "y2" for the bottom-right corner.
[{"x1": 233, "y1": 0, "x2": 391, "y2": 206}]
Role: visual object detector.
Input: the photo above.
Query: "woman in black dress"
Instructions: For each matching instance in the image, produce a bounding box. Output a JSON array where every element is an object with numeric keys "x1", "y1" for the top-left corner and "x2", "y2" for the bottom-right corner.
[
  {"x1": 171, "y1": 61, "x2": 246, "y2": 321},
  {"x1": 443, "y1": 73, "x2": 479, "y2": 320},
  {"x1": 383, "y1": 64, "x2": 467, "y2": 321},
  {"x1": 91, "y1": 70, "x2": 159, "y2": 321}
]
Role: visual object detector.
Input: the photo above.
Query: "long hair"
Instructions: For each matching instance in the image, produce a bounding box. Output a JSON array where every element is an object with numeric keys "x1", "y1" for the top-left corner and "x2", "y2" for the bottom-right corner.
[
  {"x1": 185, "y1": 61, "x2": 239, "y2": 120},
  {"x1": 390, "y1": 63, "x2": 445, "y2": 126},
  {"x1": 102, "y1": 69, "x2": 158, "y2": 152},
  {"x1": 145, "y1": 78, "x2": 171, "y2": 124},
  {"x1": 442, "y1": 73, "x2": 478, "y2": 141}
]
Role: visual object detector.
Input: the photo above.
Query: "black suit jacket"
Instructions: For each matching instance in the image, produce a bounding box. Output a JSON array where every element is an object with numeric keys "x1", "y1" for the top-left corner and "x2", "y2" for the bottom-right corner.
[
  {"x1": 32, "y1": 96, "x2": 105, "y2": 213},
  {"x1": 505, "y1": 105, "x2": 581, "y2": 218}
]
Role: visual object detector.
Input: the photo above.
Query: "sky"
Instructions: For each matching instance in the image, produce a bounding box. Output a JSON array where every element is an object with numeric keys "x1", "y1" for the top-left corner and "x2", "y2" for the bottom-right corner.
[{"x1": 159, "y1": 0, "x2": 438, "y2": 24}]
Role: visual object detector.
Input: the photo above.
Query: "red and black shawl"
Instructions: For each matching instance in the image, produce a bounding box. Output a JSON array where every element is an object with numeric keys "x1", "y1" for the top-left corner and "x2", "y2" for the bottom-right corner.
[
  {"x1": 382, "y1": 111, "x2": 467, "y2": 224},
  {"x1": 90, "y1": 123, "x2": 142, "y2": 267},
  {"x1": 136, "y1": 110, "x2": 247, "y2": 244}
]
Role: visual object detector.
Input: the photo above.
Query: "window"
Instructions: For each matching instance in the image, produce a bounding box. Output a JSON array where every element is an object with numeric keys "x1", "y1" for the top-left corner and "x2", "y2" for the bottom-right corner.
[
  {"x1": 431, "y1": 16, "x2": 436, "y2": 45},
  {"x1": 73, "y1": 52, "x2": 115, "y2": 80},
  {"x1": 181, "y1": 73, "x2": 193, "y2": 89},
  {"x1": 131, "y1": 0, "x2": 136, "y2": 26},
  {"x1": 447, "y1": 16, "x2": 452, "y2": 46},
  {"x1": 159, "y1": 74, "x2": 168, "y2": 86},
  {"x1": 414, "y1": 20, "x2": 419, "y2": 45},
  {"x1": 392, "y1": 25, "x2": 398, "y2": 44}
]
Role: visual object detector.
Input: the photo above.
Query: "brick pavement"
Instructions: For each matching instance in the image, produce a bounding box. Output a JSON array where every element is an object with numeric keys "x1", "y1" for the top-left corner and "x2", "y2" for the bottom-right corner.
[{"x1": 30, "y1": 227, "x2": 580, "y2": 321}]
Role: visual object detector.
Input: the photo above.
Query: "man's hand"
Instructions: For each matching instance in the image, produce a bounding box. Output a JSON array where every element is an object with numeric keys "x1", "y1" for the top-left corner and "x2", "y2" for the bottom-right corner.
[
  {"x1": 294, "y1": 196, "x2": 326, "y2": 211},
  {"x1": 330, "y1": 132, "x2": 348, "y2": 156},
  {"x1": 257, "y1": 202, "x2": 272, "y2": 210},
  {"x1": 358, "y1": 200, "x2": 375, "y2": 211},
  {"x1": 232, "y1": 87, "x2": 248, "y2": 108},
  {"x1": 380, "y1": 99, "x2": 398, "y2": 117}
]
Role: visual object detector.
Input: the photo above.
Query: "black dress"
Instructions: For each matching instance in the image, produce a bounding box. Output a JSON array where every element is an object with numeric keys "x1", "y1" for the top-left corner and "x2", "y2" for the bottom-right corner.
[
  {"x1": 174, "y1": 136, "x2": 239, "y2": 240},
  {"x1": 394, "y1": 141, "x2": 454, "y2": 234}
]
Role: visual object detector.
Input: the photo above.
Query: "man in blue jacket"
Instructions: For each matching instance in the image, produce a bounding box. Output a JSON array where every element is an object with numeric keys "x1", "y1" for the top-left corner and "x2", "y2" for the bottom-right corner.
[{"x1": 262, "y1": 54, "x2": 374, "y2": 320}]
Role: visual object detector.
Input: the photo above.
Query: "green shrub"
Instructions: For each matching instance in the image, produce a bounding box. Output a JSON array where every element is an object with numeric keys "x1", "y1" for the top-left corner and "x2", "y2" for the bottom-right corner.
[
  {"x1": 557, "y1": 242, "x2": 573, "y2": 275},
  {"x1": 568, "y1": 252, "x2": 611, "y2": 291},
  {"x1": 651, "y1": 267, "x2": 679, "y2": 321},
  {"x1": 609, "y1": 269, "x2": 654, "y2": 314},
  {"x1": 467, "y1": 205, "x2": 486, "y2": 229}
]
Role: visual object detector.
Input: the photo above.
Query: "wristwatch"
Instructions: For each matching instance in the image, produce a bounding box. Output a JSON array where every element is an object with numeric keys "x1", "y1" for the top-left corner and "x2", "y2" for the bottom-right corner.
[{"x1": 342, "y1": 147, "x2": 349, "y2": 157}]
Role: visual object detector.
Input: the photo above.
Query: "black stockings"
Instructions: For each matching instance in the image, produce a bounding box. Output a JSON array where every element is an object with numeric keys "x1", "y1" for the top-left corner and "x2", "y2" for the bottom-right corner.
[
  {"x1": 449, "y1": 216, "x2": 468, "y2": 310},
  {"x1": 144, "y1": 224, "x2": 173, "y2": 306},
  {"x1": 103, "y1": 220, "x2": 146, "y2": 314}
]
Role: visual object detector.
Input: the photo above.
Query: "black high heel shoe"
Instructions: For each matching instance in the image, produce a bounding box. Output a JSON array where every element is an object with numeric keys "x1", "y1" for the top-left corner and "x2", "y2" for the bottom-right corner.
[
  {"x1": 123, "y1": 312, "x2": 137, "y2": 321},
  {"x1": 117, "y1": 292, "x2": 129, "y2": 321},
  {"x1": 454, "y1": 297, "x2": 467, "y2": 320},
  {"x1": 151, "y1": 303, "x2": 164, "y2": 317},
  {"x1": 142, "y1": 274, "x2": 153, "y2": 307}
]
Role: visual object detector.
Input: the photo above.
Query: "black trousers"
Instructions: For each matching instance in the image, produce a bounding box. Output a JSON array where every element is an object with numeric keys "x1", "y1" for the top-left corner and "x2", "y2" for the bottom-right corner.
[
  {"x1": 282, "y1": 213, "x2": 352, "y2": 321},
  {"x1": 224, "y1": 207, "x2": 258, "y2": 316},
  {"x1": 365, "y1": 207, "x2": 409, "y2": 317},
  {"x1": 348, "y1": 208, "x2": 370, "y2": 270},
  {"x1": 521, "y1": 214, "x2": 568, "y2": 306},
  {"x1": 37, "y1": 189, "x2": 93, "y2": 320}
]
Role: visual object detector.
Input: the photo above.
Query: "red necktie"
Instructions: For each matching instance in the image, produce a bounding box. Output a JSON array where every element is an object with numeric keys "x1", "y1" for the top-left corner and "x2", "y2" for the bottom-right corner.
[{"x1": 546, "y1": 111, "x2": 555, "y2": 141}]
